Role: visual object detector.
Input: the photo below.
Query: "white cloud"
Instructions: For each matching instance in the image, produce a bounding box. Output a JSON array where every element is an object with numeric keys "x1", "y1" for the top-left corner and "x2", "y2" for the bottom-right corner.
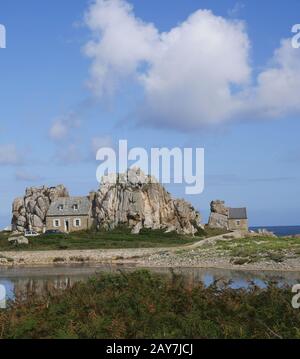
[
  {"x1": 84, "y1": 0, "x2": 158, "y2": 97},
  {"x1": 83, "y1": 0, "x2": 300, "y2": 131},
  {"x1": 49, "y1": 112, "x2": 81, "y2": 141},
  {"x1": 139, "y1": 10, "x2": 251, "y2": 129},
  {"x1": 0, "y1": 144, "x2": 23, "y2": 165},
  {"x1": 249, "y1": 39, "x2": 300, "y2": 118}
]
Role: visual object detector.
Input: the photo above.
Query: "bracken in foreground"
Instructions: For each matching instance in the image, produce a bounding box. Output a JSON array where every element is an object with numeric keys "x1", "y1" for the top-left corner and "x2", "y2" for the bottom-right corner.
[{"x1": 0, "y1": 270, "x2": 300, "y2": 339}]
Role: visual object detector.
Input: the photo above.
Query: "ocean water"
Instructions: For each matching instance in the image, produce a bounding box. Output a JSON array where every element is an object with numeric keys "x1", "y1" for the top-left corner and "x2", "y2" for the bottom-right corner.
[{"x1": 250, "y1": 226, "x2": 300, "y2": 237}]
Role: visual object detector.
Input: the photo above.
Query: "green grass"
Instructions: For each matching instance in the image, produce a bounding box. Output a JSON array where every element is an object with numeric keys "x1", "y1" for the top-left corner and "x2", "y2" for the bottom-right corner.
[
  {"x1": 215, "y1": 236, "x2": 300, "y2": 263},
  {"x1": 0, "y1": 228, "x2": 201, "y2": 251},
  {"x1": 1, "y1": 270, "x2": 300, "y2": 339}
]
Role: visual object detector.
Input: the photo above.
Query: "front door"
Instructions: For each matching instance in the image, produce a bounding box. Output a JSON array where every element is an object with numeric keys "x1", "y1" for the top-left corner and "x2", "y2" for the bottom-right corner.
[{"x1": 65, "y1": 220, "x2": 69, "y2": 233}]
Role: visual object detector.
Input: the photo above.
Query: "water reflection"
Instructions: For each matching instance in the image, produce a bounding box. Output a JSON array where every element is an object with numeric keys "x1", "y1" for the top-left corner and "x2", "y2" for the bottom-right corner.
[{"x1": 0, "y1": 265, "x2": 300, "y2": 302}]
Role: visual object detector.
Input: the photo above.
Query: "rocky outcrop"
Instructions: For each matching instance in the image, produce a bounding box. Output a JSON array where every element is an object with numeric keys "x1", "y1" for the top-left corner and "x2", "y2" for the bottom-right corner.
[
  {"x1": 12, "y1": 185, "x2": 69, "y2": 233},
  {"x1": 11, "y1": 169, "x2": 201, "y2": 236},
  {"x1": 208, "y1": 200, "x2": 229, "y2": 229},
  {"x1": 93, "y1": 168, "x2": 201, "y2": 235}
]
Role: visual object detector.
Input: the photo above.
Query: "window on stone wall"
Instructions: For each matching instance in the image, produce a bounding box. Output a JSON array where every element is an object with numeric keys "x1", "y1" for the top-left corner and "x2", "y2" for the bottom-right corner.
[
  {"x1": 74, "y1": 219, "x2": 81, "y2": 227},
  {"x1": 236, "y1": 220, "x2": 241, "y2": 226},
  {"x1": 54, "y1": 219, "x2": 60, "y2": 227}
]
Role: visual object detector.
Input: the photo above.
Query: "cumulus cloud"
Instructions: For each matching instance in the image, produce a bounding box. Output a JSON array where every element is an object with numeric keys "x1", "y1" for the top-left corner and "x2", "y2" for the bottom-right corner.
[
  {"x1": 0, "y1": 144, "x2": 23, "y2": 165},
  {"x1": 83, "y1": 0, "x2": 300, "y2": 131},
  {"x1": 84, "y1": 0, "x2": 159, "y2": 97},
  {"x1": 249, "y1": 39, "x2": 300, "y2": 118}
]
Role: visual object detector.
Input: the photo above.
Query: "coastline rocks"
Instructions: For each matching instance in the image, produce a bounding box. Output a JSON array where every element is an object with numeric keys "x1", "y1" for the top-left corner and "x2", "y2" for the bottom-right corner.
[
  {"x1": 208, "y1": 200, "x2": 229, "y2": 229},
  {"x1": 93, "y1": 168, "x2": 201, "y2": 235},
  {"x1": 12, "y1": 185, "x2": 69, "y2": 233},
  {"x1": 257, "y1": 229, "x2": 277, "y2": 238}
]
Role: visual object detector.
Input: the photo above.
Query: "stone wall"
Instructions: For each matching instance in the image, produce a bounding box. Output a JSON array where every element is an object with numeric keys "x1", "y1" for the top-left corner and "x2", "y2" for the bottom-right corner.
[
  {"x1": 228, "y1": 218, "x2": 248, "y2": 231},
  {"x1": 45, "y1": 215, "x2": 92, "y2": 233}
]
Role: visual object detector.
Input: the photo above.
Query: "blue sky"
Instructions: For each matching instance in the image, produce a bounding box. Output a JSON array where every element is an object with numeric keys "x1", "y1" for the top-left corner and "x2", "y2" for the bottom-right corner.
[{"x1": 0, "y1": 0, "x2": 300, "y2": 227}]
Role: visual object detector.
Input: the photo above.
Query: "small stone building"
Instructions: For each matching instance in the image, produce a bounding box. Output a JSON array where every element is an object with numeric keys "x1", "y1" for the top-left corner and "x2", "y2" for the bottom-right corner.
[
  {"x1": 208, "y1": 200, "x2": 248, "y2": 232},
  {"x1": 228, "y1": 208, "x2": 248, "y2": 231},
  {"x1": 46, "y1": 197, "x2": 93, "y2": 233}
]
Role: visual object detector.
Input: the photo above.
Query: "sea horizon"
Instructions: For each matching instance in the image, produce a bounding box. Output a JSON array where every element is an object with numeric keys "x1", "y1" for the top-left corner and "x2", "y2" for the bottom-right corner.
[{"x1": 250, "y1": 225, "x2": 300, "y2": 237}]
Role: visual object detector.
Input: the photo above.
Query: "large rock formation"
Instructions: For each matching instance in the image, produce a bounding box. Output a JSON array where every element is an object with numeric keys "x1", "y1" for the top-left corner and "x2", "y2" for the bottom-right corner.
[
  {"x1": 12, "y1": 185, "x2": 69, "y2": 233},
  {"x1": 93, "y1": 168, "x2": 201, "y2": 235},
  {"x1": 208, "y1": 200, "x2": 229, "y2": 229},
  {"x1": 11, "y1": 169, "x2": 201, "y2": 236}
]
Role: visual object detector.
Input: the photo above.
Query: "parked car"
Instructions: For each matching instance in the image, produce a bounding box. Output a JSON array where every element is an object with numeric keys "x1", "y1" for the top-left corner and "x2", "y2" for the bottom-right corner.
[
  {"x1": 24, "y1": 230, "x2": 39, "y2": 237},
  {"x1": 44, "y1": 230, "x2": 65, "y2": 235}
]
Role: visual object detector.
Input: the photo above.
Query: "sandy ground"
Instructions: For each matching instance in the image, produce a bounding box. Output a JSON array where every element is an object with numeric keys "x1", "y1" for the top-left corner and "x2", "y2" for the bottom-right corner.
[{"x1": 1, "y1": 231, "x2": 300, "y2": 271}]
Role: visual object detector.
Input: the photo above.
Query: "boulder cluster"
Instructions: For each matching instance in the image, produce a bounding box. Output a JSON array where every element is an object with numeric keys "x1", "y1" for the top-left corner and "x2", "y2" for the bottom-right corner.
[
  {"x1": 11, "y1": 169, "x2": 201, "y2": 236},
  {"x1": 12, "y1": 185, "x2": 69, "y2": 233},
  {"x1": 92, "y1": 169, "x2": 201, "y2": 235}
]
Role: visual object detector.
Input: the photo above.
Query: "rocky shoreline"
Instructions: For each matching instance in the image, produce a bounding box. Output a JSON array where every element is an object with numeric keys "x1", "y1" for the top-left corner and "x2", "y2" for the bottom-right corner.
[
  {"x1": 1, "y1": 230, "x2": 300, "y2": 272},
  {"x1": 1, "y1": 245, "x2": 300, "y2": 272}
]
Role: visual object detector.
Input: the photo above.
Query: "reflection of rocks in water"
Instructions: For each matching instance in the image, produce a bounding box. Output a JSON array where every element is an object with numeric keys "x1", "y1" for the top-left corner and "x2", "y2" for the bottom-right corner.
[
  {"x1": 2, "y1": 265, "x2": 300, "y2": 301},
  {"x1": 13, "y1": 277, "x2": 75, "y2": 300}
]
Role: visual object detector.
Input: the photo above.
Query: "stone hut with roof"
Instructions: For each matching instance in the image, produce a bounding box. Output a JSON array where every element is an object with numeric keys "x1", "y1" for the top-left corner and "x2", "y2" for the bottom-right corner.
[
  {"x1": 208, "y1": 200, "x2": 248, "y2": 232},
  {"x1": 228, "y1": 207, "x2": 248, "y2": 231},
  {"x1": 46, "y1": 196, "x2": 94, "y2": 233}
]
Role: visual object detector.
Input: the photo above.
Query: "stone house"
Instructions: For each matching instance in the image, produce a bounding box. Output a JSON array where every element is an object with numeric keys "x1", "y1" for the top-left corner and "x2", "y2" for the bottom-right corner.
[
  {"x1": 208, "y1": 200, "x2": 249, "y2": 232},
  {"x1": 46, "y1": 197, "x2": 93, "y2": 233},
  {"x1": 228, "y1": 208, "x2": 248, "y2": 231}
]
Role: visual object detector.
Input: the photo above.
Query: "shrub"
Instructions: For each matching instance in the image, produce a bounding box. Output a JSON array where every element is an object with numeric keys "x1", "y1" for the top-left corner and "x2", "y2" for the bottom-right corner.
[{"x1": 1, "y1": 270, "x2": 300, "y2": 339}]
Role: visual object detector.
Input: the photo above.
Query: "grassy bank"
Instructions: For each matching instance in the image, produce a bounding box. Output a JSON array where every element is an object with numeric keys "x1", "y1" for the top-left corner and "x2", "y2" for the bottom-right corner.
[
  {"x1": 0, "y1": 270, "x2": 299, "y2": 339},
  {"x1": 214, "y1": 235, "x2": 300, "y2": 265},
  {"x1": 0, "y1": 228, "x2": 203, "y2": 251}
]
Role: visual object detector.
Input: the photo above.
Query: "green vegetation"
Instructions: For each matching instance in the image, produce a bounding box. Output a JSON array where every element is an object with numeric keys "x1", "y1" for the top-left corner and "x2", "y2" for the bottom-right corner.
[
  {"x1": 1, "y1": 270, "x2": 300, "y2": 339},
  {"x1": 0, "y1": 229, "x2": 200, "y2": 251},
  {"x1": 203, "y1": 225, "x2": 229, "y2": 237},
  {"x1": 216, "y1": 236, "x2": 300, "y2": 264}
]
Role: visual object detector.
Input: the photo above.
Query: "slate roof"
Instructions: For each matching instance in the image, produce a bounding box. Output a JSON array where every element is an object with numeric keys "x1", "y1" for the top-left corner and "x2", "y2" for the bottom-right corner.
[
  {"x1": 228, "y1": 208, "x2": 247, "y2": 220},
  {"x1": 47, "y1": 197, "x2": 91, "y2": 217}
]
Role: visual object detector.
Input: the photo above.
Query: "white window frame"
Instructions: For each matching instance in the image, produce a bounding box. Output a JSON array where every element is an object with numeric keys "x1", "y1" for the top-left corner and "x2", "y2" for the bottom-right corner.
[
  {"x1": 74, "y1": 218, "x2": 81, "y2": 228},
  {"x1": 73, "y1": 204, "x2": 79, "y2": 211},
  {"x1": 58, "y1": 205, "x2": 64, "y2": 211},
  {"x1": 53, "y1": 219, "x2": 61, "y2": 228}
]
